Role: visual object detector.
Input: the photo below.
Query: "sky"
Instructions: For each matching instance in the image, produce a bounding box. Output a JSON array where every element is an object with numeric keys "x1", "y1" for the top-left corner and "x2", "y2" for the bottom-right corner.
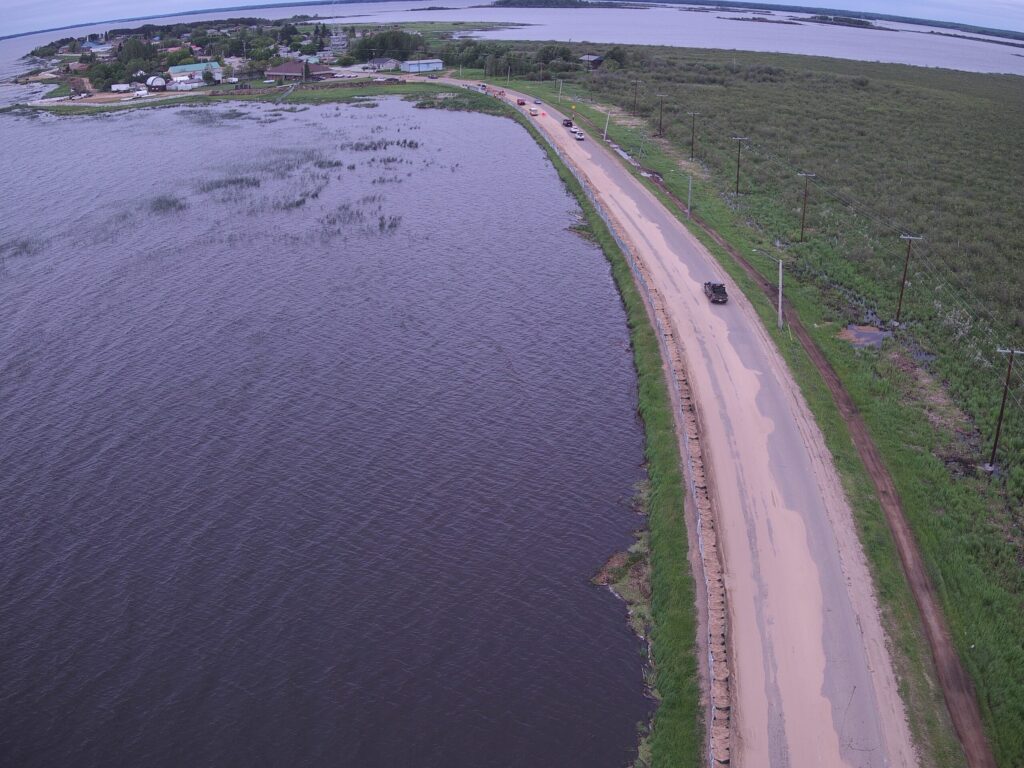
[{"x1": 2, "y1": 0, "x2": 1023, "y2": 38}]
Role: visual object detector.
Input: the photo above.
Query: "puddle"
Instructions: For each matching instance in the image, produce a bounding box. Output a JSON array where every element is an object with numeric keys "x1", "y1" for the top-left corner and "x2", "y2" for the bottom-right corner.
[{"x1": 839, "y1": 324, "x2": 892, "y2": 348}]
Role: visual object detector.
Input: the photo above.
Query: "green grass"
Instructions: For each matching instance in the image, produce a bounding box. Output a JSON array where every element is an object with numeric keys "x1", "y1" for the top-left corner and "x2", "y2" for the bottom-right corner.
[
  {"x1": 40, "y1": 81, "x2": 71, "y2": 99},
  {"x1": 495, "y1": 68, "x2": 1024, "y2": 766},
  {"x1": 566, "y1": 48, "x2": 1024, "y2": 495}
]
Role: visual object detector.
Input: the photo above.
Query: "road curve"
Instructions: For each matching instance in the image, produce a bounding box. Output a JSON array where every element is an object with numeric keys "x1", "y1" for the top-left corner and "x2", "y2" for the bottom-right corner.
[{"x1": 494, "y1": 88, "x2": 919, "y2": 767}]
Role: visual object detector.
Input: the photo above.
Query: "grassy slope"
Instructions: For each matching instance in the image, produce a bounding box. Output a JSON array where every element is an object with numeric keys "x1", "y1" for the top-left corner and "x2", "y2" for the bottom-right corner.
[
  {"x1": 500, "y1": 96, "x2": 703, "y2": 768},
  {"x1": 500, "y1": 57, "x2": 1023, "y2": 765}
]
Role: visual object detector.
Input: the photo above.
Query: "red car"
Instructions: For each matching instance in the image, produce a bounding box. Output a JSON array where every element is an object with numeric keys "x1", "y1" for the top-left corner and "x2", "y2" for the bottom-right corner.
[{"x1": 516, "y1": 98, "x2": 526, "y2": 106}]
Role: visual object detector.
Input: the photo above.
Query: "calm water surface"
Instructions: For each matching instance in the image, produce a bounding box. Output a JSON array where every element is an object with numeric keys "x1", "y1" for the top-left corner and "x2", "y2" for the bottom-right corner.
[{"x1": 0, "y1": 99, "x2": 652, "y2": 767}]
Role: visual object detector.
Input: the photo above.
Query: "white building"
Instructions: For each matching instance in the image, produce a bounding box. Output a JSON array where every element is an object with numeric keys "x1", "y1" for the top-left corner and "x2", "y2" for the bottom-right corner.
[
  {"x1": 167, "y1": 62, "x2": 223, "y2": 83},
  {"x1": 401, "y1": 59, "x2": 443, "y2": 73},
  {"x1": 367, "y1": 57, "x2": 400, "y2": 71}
]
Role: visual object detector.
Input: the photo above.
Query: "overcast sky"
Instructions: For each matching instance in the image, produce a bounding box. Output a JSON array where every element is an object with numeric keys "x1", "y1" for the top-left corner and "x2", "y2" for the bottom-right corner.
[{"x1": 3, "y1": 0, "x2": 1023, "y2": 38}]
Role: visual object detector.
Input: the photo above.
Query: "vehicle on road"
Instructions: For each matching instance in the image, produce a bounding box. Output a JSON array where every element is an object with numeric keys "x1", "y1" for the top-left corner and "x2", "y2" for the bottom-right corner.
[
  {"x1": 562, "y1": 118, "x2": 573, "y2": 127},
  {"x1": 703, "y1": 281, "x2": 728, "y2": 303},
  {"x1": 517, "y1": 98, "x2": 526, "y2": 105},
  {"x1": 529, "y1": 107, "x2": 539, "y2": 116},
  {"x1": 574, "y1": 132, "x2": 585, "y2": 141},
  {"x1": 534, "y1": 99, "x2": 542, "y2": 104}
]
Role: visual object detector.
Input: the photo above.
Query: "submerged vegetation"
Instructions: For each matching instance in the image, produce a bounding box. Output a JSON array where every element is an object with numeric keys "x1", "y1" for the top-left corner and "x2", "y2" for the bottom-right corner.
[{"x1": 149, "y1": 195, "x2": 186, "y2": 213}]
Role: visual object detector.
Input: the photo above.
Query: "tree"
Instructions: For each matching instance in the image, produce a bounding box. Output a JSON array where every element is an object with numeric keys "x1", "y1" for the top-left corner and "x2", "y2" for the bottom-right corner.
[
  {"x1": 119, "y1": 37, "x2": 154, "y2": 65},
  {"x1": 604, "y1": 45, "x2": 627, "y2": 66},
  {"x1": 535, "y1": 44, "x2": 571, "y2": 65},
  {"x1": 302, "y1": 60, "x2": 311, "y2": 81},
  {"x1": 278, "y1": 23, "x2": 298, "y2": 43},
  {"x1": 202, "y1": 68, "x2": 214, "y2": 84}
]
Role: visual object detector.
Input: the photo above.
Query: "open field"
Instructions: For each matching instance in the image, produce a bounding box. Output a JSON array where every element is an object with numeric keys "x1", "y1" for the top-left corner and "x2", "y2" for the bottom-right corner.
[{"x1": 572, "y1": 49, "x2": 1024, "y2": 492}]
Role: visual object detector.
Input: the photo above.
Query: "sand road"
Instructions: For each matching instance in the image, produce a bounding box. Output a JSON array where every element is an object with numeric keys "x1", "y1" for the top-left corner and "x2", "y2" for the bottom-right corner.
[{"x1": 493, "y1": 90, "x2": 920, "y2": 767}]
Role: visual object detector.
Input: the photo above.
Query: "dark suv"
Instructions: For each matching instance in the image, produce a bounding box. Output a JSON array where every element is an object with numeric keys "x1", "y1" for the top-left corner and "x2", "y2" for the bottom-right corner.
[{"x1": 703, "y1": 282, "x2": 728, "y2": 304}]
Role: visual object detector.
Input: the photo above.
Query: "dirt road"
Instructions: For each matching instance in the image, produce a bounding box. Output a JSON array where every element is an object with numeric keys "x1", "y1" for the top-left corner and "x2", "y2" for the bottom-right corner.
[{"x1": 497, "y1": 90, "x2": 919, "y2": 766}]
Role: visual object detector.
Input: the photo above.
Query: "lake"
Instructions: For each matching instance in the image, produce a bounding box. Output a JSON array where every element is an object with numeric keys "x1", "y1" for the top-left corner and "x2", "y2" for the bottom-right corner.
[{"x1": 0, "y1": 97, "x2": 652, "y2": 767}]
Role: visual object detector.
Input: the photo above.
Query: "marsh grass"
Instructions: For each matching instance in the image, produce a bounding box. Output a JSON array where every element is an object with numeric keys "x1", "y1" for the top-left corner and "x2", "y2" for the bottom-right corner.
[
  {"x1": 149, "y1": 195, "x2": 187, "y2": 213},
  {"x1": 199, "y1": 176, "x2": 261, "y2": 193}
]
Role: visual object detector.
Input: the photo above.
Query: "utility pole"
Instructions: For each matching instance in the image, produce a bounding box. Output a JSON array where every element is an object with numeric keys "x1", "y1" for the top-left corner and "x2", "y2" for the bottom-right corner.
[
  {"x1": 656, "y1": 93, "x2": 666, "y2": 136},
  {"x1": 603, "y1": 110, "x2": 610, "y2": 141},
  {"x1": 753, "y1": 249, "x2": 784, "y2": 328},
  {"x1": 632, "y1": 79, "x2": 641, "y2": 115},
  {"x1": 558, "y1": 78, "x2": 563, "y2": 102},
  {"x1": 894, "y1": 234, "x2": 923, "y2": 325},
  {"x1": 687, "y1": 111, "x2": 699, "y2": 160},
  {"x1": 506, "y1": 64, "x2": 510, "y2": 85},
  {"x1": 777, "y1": 258, "x2": 784, "y2": 329},
  {"x1": 797, "y1": 171, "x2": 815, "y2": 242},
  {"x1": 988, "y1": 348, "x2": 1023, "y2": 470},
  {"x1": 687, "y1": 174, "x2": 693, "y2": 219},
  {"x1": 731, "y1": 137, "x2": 748, "y2": 195}
]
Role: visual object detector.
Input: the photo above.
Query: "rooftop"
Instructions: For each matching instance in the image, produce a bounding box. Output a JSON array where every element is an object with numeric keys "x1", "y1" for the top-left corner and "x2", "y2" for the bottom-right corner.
[
  {"x1": 264, "y1": 61, "x2": 333, "y2": 76},
  {"x1": 168, "y1": 62, "x2": 222, "y2": 74}
]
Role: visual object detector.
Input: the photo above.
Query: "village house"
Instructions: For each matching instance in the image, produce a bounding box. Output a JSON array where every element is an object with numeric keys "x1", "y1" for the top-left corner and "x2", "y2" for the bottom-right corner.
[
  {"x1": 167, "y1": 61, "x2": 223, "y2": 83},
  {"x1": 400, "y1": 59, "x2": 443, "y2": 74},
  {"x1": 367, "y1": 57, "x2": 400, "y2": 71},
  {"x1": 82, "y1": 41, "x2": 113, "y2": 55},
  {"x1": 264, "y1": 61, "x2": 333, "y2": 80}
]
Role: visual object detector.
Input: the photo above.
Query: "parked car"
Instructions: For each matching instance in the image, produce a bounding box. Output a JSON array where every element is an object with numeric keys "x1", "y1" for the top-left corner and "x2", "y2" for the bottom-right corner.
[
  {"x1": 703, "y1": 281, "x2": 728, "y2": 304},
  {"x1": 562, "y1": 118, "x2": 573, "y2": 127}
]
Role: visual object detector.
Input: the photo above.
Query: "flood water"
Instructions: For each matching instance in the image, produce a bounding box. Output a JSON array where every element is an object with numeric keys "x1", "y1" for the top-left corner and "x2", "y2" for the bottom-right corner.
[{"x1": 0, "y1": 98, "x2": 652, "y2": 767}]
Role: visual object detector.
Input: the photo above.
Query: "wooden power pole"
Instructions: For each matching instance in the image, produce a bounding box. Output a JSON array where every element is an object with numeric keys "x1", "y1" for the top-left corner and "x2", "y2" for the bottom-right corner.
[
  {"x1": 989, "y1": 348, "x2": 1023, "y2": 470},
  {"x1": 731, "y1": 137, "x2": 748, "y2": 195},
  {"x1": 797, "y1": 171, "x2": 815, "y2": 242},
  {"x1": 895, "y1": 234, "x2": 923, "y2": 325}
]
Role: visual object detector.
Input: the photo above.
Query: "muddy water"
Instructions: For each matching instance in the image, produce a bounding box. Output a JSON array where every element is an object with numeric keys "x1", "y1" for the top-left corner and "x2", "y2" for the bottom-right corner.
[{"x1": 0, "y1": 98, "x2": 652, "y2": 767}]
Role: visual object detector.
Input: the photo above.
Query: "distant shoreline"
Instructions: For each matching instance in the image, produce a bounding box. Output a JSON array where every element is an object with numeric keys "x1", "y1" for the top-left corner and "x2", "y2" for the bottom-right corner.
[{"x1": 3, "y1": 0, "x2": 1023, "y2": 43}]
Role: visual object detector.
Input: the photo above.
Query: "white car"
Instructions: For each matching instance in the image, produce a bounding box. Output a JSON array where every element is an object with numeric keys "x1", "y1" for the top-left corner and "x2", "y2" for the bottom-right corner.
[{"x1": 575, "y1": 132, "x2": 585, "y2": 141}]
